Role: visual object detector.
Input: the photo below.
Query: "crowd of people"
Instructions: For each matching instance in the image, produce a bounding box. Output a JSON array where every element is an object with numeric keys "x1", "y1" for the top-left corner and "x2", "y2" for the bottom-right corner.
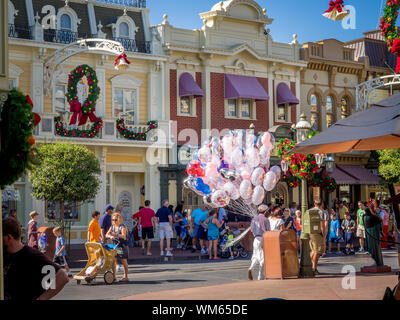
[{"x1": 3, "y1": 195, "x2": 398, "y2": 299}]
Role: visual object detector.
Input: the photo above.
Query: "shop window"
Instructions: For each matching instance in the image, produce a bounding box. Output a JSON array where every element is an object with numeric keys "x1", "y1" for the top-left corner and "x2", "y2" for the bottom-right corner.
[
  {"x1": 326, "y1": 96, "x2": 334, "y2": 127},
  {"x1": 179, "y1": 96, "x2": 192, "y2": 116},
  {"x1": 341, "y1": 97, "x2": 349, "y2": 119},
  {"x1": 113, "y1": 88, "x2": 136, "y2": 125},
  {"x1": 45, "y1": 200, "x2": 80, "y2": 221},
  {"x1": 277, "y1": 104, "x2": 289, "y2": 122},
  {"x1": 310, "y1": 94, "x2": 320, "y2": 131},
  {"x1": 9, "y1": 79, "x2": 17, "y2": 90},
  {"x1": 226, "y1": 98, "x2": 255, "y2": 119}
]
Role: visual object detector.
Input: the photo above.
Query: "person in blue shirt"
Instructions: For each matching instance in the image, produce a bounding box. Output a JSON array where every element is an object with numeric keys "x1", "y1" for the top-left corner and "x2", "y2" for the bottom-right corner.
[
  {"x1": 100, "y1": 204, "x2": 114, "y2": 242},
  {"x1": 190, "y1": 204, "x2": 209, "y2": 253},
  {"x1": 328, "y1": 212, "x2": 342, "y2": 255},
  {"x1": 53, "y1": 226, "x2": 72, "y2": 277},
  {"x1": 198, "y1": 207, "x2": 210, "y2": 255}
]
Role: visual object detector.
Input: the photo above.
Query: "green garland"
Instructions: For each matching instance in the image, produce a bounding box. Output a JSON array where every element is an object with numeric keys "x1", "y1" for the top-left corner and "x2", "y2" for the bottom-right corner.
[
  {"x1": 55, "y1": 116, "x2": 103, "y2": 138},
  {"x1": 116, "y1": 119, "x2": 158, "y2": 141},
  {"x1": 0, "y1": 89, "x2": 37, "y2": 188},
  {"x1": 67, "y1": 64, "x2": 99, "y2": 115}
]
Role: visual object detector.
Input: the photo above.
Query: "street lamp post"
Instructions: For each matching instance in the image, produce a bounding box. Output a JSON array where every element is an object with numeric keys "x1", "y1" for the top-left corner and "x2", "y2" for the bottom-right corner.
[
  {"x1": 293, "y1": 113, "x2": 314, "y2": 278},
  {"x1": 325, "y1": 154, "x2": 335, "y2": 212}
]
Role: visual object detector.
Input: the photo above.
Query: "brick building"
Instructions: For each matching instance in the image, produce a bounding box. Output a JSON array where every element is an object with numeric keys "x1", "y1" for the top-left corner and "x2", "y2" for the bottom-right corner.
[{"x1": 156, "y1": 0, "x2": 307, "y2": 210}]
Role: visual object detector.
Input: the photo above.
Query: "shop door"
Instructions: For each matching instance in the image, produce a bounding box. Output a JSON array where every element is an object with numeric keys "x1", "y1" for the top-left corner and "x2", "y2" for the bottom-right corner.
[{"x1": 114, "y1": 173, "x2": 142, "y2": 231}]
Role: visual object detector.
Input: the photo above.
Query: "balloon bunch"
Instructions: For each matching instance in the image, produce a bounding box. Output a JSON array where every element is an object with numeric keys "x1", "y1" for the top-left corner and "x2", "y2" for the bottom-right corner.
[{"x1": 184, "y1": 130, "x2": 281, "y2": 208}]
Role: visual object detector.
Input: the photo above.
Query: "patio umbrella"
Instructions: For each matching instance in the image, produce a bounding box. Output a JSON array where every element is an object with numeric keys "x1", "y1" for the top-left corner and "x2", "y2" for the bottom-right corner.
[{"x1": 293, "y1": 92, "x2": 400, "y2": 154}]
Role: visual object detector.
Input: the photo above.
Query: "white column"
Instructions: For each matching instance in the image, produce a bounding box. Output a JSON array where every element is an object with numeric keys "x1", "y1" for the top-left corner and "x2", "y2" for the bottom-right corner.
[
  {"x1": 95, "y1": 147, "x2": 107, "y2": 212},
  {"x1": 148, "y1": 63, "x2": 162, "y2": 121},
  {"x1": 161, "y1": 61, "x2": 167, "y2": 121},
  {"x1": 25, "y1": 0, "x2": 34, "y2": 27},
  {"x1": 296, "y1": 70, "x2": 301, "y2": 121},
  {"x1": 87, "y1": 3, "x2": 97, "y2": 37},
  {"x1": 202, "y1": 64, "x2": 211, "y2": 132},
  {"x1": 95, "y1": 67, "x2": 105, "y2": 118},
  {"x1": 141, "y1": 11, "x2": 151, "y2": 42},
  {"x1": 31, "y1": 61, "x2": 43, "y2": 113},
  {"x1": 268, "y1": 69, "x2": 274, "y2": 129}
]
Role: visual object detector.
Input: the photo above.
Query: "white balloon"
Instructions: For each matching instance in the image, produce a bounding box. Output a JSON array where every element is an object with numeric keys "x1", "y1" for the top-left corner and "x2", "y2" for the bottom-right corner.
[
  {"x1": 251, "y1": 167, "x2": 265, "y2": 187},
  {"x1": 222, "y1": 135, "x2": 234, "y2": 158},
  {"x1": 245, "y1": 146, "x2": 260, "y2": 168},
  {"x1": 239, "y1": 179, "x2": 253, "y2": 200},
  {"x1": 198, "y1": 147, "x2": 211, "y2": 163},
  {"x1": 263, "y1": 171, "x2": 276, "y2": 192},
  {"x1": 246, "y1": 133, "x2": 257, "y2": 149},
  {"x1": 252, "y1": 185, "x2": 265, "y2": 206},
  {"x1": 211, "y1": 189, "x2": 230, "y2": 207},
  {"x1": 223, "y1": 181, "x2": 240, "y2": 200},
  {"x1": 231, "y1": 148, "x2": 244, "y2": 168},
  {"x1": 259, "y1": 145, "x2": 271, "y2": 165},
  {"x1": 270, "y1": 166, "x2": 282, "y2": 179}
]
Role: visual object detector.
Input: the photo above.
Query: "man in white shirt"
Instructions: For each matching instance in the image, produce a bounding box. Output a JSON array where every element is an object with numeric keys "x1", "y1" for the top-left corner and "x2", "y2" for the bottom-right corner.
[{"x1": 248, "y1": 204, "x2": 270, "y2": 281}]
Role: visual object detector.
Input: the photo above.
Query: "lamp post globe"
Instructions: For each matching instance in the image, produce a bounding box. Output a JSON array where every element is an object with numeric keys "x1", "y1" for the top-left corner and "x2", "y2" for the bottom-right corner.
[
  {"x1": 325, "y1": 154, "x2": 335, "y2": 173},
  {"x1": 294, "y1": 113, "x2": 312, "y2": 143}
]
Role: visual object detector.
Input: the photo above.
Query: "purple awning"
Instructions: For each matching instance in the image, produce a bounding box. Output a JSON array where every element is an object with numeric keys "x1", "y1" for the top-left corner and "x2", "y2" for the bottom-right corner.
[
  {"x1": 179, "y1": 73, "x2": 204, "y2": 97},
  {"x1": 276, "y1": 82, "x2": 299, "y2": 105},
  {"x1": 225, "y1": 74, "x2": 269, "y2": 101}
]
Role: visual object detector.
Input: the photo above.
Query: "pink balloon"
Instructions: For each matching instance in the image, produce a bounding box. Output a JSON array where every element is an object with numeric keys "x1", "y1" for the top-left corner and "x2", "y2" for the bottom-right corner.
[
  {"x1": 263, "y1": 171, "x2": 276, "y2": 192},
  {"x1": 252, "y1": 186, "x2": 265, "y2": 206},
  {"x1": 246, "y1": 146, "x2": 260, "y2": 168},
  {"x1": 198, "y1": 147, "x2": 211, "y2": 163},
  {"x1": 239, "y1": 180, "x2": 253, "y2": 200},
  {"x1": 251, "y1": 167, "x2": 265, "y2": 187},
  {"x1": 211, "y1": 189, "x2": 230, "y2": 207},
  {"x1": 259, "y1": 145, "x2": 271, "y2": 165},
  {"x1": 223, "y1": 182, "x2": 240, "y2": 200},
  {"x1": 238, "y1": 164, "x2": 251, "y2": 181},
  {"x1": 205, "y1": 163, "x2": 218, "y2": 177}
]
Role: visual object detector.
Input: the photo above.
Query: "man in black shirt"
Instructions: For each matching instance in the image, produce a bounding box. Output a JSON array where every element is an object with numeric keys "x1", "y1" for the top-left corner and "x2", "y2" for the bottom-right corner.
[{"x1": 3, "y1": 218, "x2": 69, "y2": 300}]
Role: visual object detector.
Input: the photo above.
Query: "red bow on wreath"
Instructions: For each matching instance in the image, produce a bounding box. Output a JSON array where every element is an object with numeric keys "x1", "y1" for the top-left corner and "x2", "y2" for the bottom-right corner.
[
  {"x1": 69, "y1": 100, "x2": 82, "y2": 125},
  {"x1": 26, "y1": 95, "x2": 41, "y2": 127},
  {"x1": 325, "y1": 0, "x2": 344, "y2": 13},
  {"x1": 78, "y1": 110, "x2": 100, "y2": 126},
  {"x1": 114, "y1": 53, "x2": 131, "y2": 67}
]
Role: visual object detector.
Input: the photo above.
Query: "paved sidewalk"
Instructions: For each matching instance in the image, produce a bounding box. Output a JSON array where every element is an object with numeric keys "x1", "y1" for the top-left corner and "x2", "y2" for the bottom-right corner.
[{"x1": 120, "y1": 272, "x2": 398, "y2": 300}]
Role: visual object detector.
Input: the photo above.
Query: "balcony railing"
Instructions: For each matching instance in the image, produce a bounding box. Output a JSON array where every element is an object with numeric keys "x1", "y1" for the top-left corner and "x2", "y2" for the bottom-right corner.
[
  {"x1": 114, "y1": 37, "x2": 151, "y2": 53},
  {"x1": 36, "y1": 114, "x2": 171, "y2": 145},
  {"x1": 94, "y1": 0, "x2": 146, "y2": 8},
  {"x1": 8, "y1": 24, "x2": 32, "y2": 40},
  {"x1": 44, "y1": 29, "x2": 87, "y2": 44}
]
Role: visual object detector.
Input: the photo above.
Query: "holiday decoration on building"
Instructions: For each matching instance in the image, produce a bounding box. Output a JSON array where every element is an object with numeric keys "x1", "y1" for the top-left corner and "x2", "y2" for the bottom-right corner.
[
  {"x1": 67, "y1": 64, "x2": 100, "y2": 126},
  {"x1": 277, "y1": 133, "x2": 337, "y2": 193},
  {"x1": 380, "y1": 0, "x2": 400, "y2": 73},
  {"x1": 54, "y1": 116, "x2": 103, "y2": 138},
  {"x1": 323, "y1": 0, "x2": 349, "y2": 21},
  {"x1": 116, "y1": 119, "x2": 158, "y2": 141},
  {"x1": 114, "y1": 53, "x2": 131, "y2": 71},
  {"x1": 0, "y1": 90, "x2": 40, "y2": 188}
]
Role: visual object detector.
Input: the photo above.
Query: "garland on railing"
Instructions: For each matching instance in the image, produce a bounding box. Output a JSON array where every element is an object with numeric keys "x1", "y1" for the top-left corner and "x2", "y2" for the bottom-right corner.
[
  {"x1": 54, "y1": 116, "x2": 103, "y2": 138},
  {"x1": 277, "y1": 131, "x2": 337, "y2": 193},
  {"x1": 116, "y1": 119, "x2": 158, "y2": 141}
]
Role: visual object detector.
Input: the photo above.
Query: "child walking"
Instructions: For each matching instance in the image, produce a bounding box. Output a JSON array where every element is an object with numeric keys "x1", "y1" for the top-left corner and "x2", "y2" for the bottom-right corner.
[
  {"x1": 205, "y1": 209, "x2": 224, "y2": 260},
  {"x1": 328, "y1": 212, "x2": 341, "y2": 254},
  {"x1": 53, "y1": 227, "x2": 72, "y2": 277},
  {"x1": 341, "y1": 213, "x2": 356, "y2": 255}
]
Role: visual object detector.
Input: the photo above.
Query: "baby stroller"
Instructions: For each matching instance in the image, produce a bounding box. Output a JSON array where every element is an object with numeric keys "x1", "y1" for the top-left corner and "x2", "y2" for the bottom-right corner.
[{"x1": 74, "y1": 242, "x2": 117, "y2": 285}]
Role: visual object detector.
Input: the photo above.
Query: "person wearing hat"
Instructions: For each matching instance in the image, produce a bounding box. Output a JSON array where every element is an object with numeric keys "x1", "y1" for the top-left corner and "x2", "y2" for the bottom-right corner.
[
  {"x1": 248, "y1": 204, "x2": 270, "y2": 281},
  {"x1": 28, "y1": 211, "x2": 39, "y2": 249},
  {"x1": 100, "y1": 204, "x2": 114, "y2": 242}
]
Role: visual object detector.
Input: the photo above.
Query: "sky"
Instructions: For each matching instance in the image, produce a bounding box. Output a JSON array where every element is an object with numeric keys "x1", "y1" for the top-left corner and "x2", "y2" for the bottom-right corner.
[{"x1": 148, "y1": 0, "x2": 385, "y2": 44}]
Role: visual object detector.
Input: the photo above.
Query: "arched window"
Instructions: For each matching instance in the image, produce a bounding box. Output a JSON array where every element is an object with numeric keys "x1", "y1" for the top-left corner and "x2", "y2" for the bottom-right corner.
[
  {"x1": 310, "y1": 94, "x2": 319, "y2": 131},
  {"x1": 60, "y1": 14, "x2": 72, "y2": 30},
  {"x1": 326, "y1": 96, "x2": 334, "y2": 127},
  {"x1": 341, "y1": 97, "x2": 349, "y2": 119},
  {"x1": 119, "y1": 22, "x2": 129, "y2": 38}
]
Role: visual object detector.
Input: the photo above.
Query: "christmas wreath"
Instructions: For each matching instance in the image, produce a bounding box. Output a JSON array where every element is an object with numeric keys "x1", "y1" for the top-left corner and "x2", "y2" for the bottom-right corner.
[
  {"x1": 55, "y1": 116, "x2": 103, "y2": 138},
  {"x1": 67, "y1": 64, "x2": 100, "y2": 126},
  {"x1": 116, "y1": 119, "x2": 158, "y2": 141},
  {"x1": 380, "y1": 0, "x2": 400, "y2": 72},
  {"x1": 0, "y1": 90, "x2": 39, "y2": 189}
]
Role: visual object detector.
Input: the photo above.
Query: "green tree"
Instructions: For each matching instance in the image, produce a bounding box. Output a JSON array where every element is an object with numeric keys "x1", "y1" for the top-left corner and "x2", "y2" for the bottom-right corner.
[
  {"x1": 29, "y1": 143, "x2": 101, "y2": 228},
  {"x1": 377, "y1": 149, "x2": 400, "y2": 183},
  {"x1": 378, "y1": 149, "x2": 400, "y2": 229}
]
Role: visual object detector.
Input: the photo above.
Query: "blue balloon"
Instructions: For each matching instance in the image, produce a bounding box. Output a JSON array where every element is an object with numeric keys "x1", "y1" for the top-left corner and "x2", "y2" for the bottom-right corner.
[{"x1": 195, "y1": 178, "x2": 211, "y2": 195}]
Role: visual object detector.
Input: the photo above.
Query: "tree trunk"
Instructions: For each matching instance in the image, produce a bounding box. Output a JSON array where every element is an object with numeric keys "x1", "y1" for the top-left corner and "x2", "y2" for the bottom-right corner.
[{"x1": 388, "y1": 184, "x2": 400, "y2": 229}]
